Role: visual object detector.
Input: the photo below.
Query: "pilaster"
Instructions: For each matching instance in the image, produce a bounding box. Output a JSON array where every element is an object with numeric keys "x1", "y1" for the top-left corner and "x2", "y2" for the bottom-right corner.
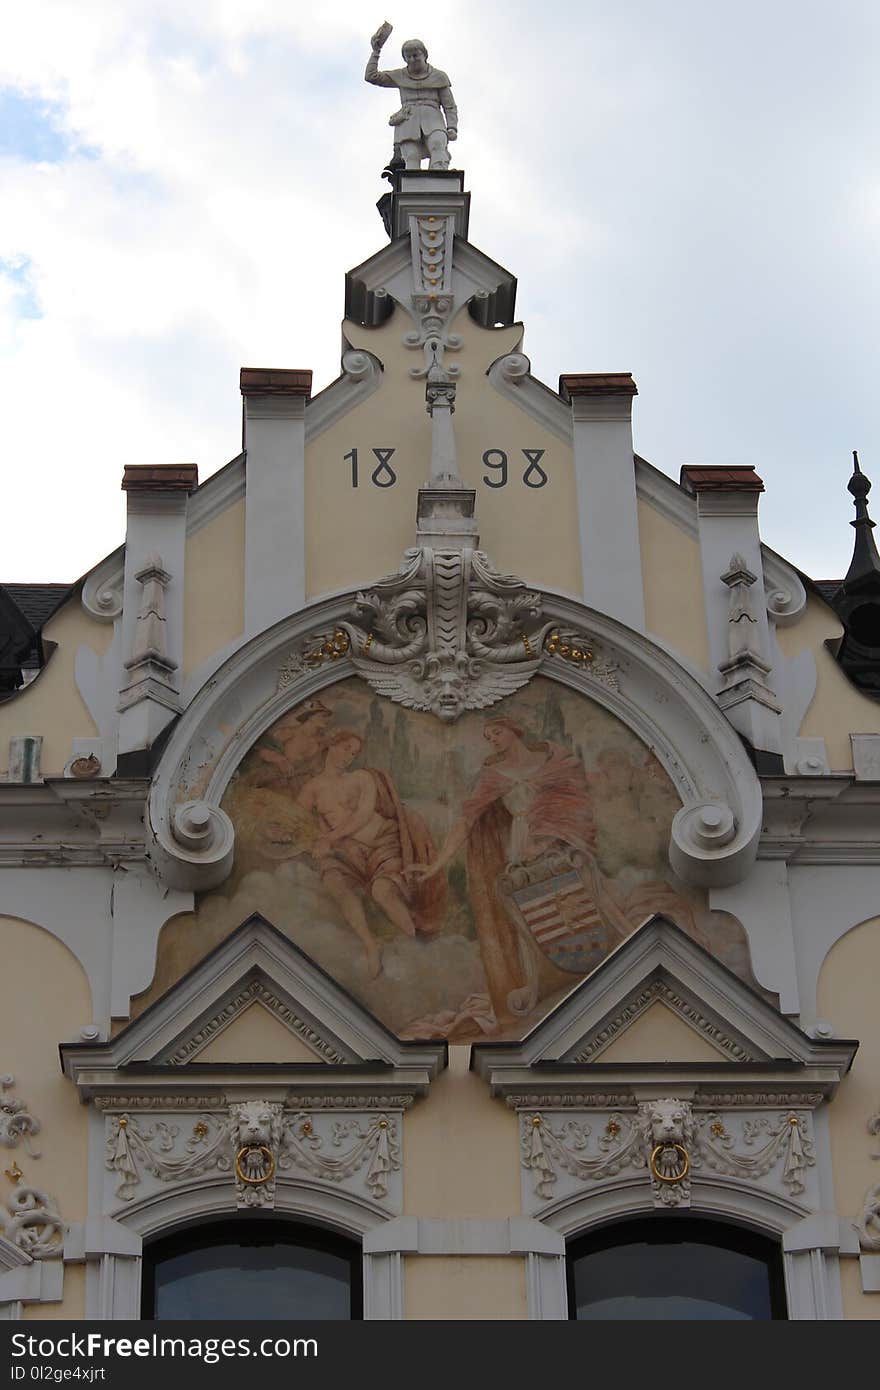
[
  {"x1": 560, "y1": 373, "x2": 645, "y2": 631},
  {"x1": 117, "y1": 464, "x2": 196, "y2": 756},
  {"x1": 682, "y1": 465, "x2": 782, "y2": 757},
  {"x1": 241, "y1": 368, "x2": 311, "y2": 635}
]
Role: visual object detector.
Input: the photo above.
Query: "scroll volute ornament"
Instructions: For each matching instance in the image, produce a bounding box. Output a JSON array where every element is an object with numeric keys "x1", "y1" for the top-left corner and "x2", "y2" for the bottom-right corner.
[{"x1": 312, "y1": 546, "x2": 552, "y2": 722}]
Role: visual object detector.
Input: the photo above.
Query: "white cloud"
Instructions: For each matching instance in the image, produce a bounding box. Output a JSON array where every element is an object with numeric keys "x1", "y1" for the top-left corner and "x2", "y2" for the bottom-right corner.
[{"x1": 0, "y1": 0, "x2": 877, "y2": 580}]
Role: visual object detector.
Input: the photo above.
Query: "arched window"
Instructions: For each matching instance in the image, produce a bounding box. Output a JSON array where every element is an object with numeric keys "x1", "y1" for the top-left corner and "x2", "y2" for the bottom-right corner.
[
  {"x1": 567, "y1": 1217, "x2": 787, "y2": 1320},
  {"x1": 141, "y1": 1217, "x2": 362, "y2": 1320}
]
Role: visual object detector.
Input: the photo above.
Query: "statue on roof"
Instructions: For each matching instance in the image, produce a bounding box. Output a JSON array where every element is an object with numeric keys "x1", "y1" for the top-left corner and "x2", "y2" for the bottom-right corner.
[{"x1": 365, "y1": 21, "x2": 458, "y2": 171}]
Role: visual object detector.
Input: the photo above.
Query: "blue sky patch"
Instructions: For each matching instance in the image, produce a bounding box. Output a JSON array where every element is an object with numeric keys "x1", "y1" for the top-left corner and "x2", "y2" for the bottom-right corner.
[
  {"x1": 0, "y1": 257, "x2": 42, "y2": 320},
  {"x1": 0, "y1": 87, "x2": 97, "y2": 163}
]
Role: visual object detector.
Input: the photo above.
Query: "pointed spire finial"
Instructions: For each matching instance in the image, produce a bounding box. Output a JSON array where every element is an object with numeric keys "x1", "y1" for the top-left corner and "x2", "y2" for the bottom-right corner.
[
  {"x1": 838, "y1": 449, "x2": 880, "y2": 595},
  {"x1": 848, "y1": 449, "x2": 872, "y2": 512}
]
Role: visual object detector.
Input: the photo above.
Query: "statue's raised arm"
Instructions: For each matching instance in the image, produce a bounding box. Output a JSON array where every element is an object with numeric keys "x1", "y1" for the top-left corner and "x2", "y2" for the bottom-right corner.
[{"x1": 365, "y1": 21, "x2": 458, "y2": 171}]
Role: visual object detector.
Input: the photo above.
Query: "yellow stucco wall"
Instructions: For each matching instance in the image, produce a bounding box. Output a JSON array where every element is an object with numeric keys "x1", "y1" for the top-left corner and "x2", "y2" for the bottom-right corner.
[
  {"x1": 1, "y1": 917, "x2": 91, "y2": 1319},
  {"x1": 183, "y1": 500, "x2": 245, "y2": 678},
  {"x1": 816, "y1": 914, "x2": 880, "y2": 1319},
  {"x1": 405, "y1": 1254, "x2": 527, "y2": 1320},
  {"x1": 195, "y1": 1002, "x2": 327, "y2": 1064},
  {"x1": 637, "y1": 499, "x2": 710, "y2": 672},
  {"x1": 0, "y1": 597, "x2": 111, "y2": 777},
  {"x1": 775, "y1": 595, "x2": 880, "y2": 771},
  {"x1": 596, "y1": 1000, "x2": 723, "y2": 1063},
  {"x1": 404, "y1": 1047, "x2": 521, "y2": 1220},
  {"x1": 305, "y1": 313, "x2": 581, "y2": 600}
]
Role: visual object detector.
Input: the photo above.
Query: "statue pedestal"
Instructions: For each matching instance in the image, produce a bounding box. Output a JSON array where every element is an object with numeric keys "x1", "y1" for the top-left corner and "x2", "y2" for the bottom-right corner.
[
  {"x1": 416, "y1": 486, "x2": 479, "y2": 550},
  {"x1": 378, "y1": 169, "x2": 470, "y2": 240}
]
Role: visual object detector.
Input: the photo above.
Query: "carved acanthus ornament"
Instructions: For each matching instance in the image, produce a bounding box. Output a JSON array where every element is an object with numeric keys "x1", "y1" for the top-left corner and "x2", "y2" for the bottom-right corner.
[
  {"x1": 520, "y1": 1100, "x2": 815, "y2": 1210},
  {"x1": 105, "y1": 1104, "x2": 402, "y2": 1207},
  {"x1": 337, "y1": 544, "x2": 550, "y2": 721},
  {"x1": 0, "y1": 1076, "x2": 42, "y2": 1157}
]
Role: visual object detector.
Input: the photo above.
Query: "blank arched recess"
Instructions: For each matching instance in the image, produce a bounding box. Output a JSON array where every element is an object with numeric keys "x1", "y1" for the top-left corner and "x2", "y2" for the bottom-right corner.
[
  {"x1": 0, "y1": 914, "x2": 92, "y2": 1283},
  {"x1": 816, "y1": 912, "x2": 880, "y2": 1320}
]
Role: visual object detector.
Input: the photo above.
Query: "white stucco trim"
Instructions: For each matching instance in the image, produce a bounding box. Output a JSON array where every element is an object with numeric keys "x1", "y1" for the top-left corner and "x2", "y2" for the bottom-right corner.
[{"x1": 0, "y1": 1247, "x2": 63, "y2": 1320}]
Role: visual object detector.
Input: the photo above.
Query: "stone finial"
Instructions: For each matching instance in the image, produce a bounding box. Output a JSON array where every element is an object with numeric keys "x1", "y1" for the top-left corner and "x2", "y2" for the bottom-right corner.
[{"x1": 830, "y1": 451, "x2": 880, "y2": 695}]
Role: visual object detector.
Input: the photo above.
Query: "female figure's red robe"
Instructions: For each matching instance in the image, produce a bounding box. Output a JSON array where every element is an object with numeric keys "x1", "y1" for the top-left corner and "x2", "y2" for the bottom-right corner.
[{"x1": 461, "y1": 742, "x2": 630, "y2": 1019}]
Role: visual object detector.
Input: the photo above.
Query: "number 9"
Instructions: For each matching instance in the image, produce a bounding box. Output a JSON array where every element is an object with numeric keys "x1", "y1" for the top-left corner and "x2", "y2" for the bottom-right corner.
[{"x1": 482, "y1": 449, "x2": 508, "y2": 488}]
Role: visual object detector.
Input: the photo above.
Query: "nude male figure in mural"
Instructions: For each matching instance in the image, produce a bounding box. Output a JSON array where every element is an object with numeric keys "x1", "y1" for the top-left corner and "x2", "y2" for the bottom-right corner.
[{"x1": 296, "y1": 729, "x2": 422, "y2": 979}]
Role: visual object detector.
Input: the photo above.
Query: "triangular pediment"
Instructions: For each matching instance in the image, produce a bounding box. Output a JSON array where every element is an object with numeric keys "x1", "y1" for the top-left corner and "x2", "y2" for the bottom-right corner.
[
  {"x1": 473, "y1": 916, "x2": 857, "y2": 1099},
  {"x1": 61, "y1": 914, "x2": 446, "y2": 1101},
  {"x1": 190, "y1": 1000, "x2": 333, "y2": 1065},
  {"x1": 593, "y1": 1000, "x2": 727, "y2": 1064}
]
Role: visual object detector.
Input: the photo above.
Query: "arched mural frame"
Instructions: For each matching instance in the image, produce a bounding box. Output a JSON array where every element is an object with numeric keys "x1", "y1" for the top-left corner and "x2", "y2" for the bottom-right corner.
[{"x1": 147, "y1": 589, "x2": 763, "y2": 895}]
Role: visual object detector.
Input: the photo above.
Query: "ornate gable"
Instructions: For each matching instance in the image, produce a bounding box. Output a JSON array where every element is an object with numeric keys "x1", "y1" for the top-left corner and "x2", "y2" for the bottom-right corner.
[
  {"x1": 472, "y1": 915, "x2": 857, "y2": 1095},
  {"x1": 62, "y1": 913, "x2": 446, "y2": 1098},
  {"x1": 473, "y1": 916, "x2": 857, "y2": 1220},
  {"x1": 59, "y1": 916, "x2": 445, "y2": 1222}
]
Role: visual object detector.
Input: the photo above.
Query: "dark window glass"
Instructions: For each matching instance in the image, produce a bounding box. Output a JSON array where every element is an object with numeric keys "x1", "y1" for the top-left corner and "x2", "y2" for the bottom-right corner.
[
  {"x1": 141, "y1": 1219, "x2": 361, "y2": 1321},
  {"x1": 567, "y1": 1218, "x2": 786, "y2": 1321}
]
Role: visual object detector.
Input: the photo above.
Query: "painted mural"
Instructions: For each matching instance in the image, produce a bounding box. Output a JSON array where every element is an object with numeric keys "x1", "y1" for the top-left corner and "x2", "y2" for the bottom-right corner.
[{"x1": 139, "y1": 677, "x2": 768, "y2": 1039}]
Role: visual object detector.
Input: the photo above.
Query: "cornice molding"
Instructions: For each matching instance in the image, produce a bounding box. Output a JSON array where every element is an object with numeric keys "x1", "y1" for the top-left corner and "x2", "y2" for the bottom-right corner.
[{"x1": 0, "y1": 779, "x2": 148, "y2": 866}]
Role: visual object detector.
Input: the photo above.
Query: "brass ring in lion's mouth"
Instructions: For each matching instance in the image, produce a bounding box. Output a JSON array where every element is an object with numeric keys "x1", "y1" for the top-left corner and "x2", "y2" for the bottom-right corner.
[
  {"x1": 235, "y1": 1144, "x2": 275, "y2": 1185},
  {"x1": 649, "y1": 1143, "x2": 690, "y2": 1184}
]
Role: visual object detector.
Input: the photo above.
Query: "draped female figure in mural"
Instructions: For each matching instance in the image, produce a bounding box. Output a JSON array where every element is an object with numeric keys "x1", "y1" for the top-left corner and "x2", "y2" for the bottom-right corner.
[{"x1": 407, "y1": 716, "x2": 636, "y2": 1022}]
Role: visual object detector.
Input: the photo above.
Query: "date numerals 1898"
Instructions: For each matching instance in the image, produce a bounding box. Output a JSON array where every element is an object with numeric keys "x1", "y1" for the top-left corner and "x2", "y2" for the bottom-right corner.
[{"x1": 342, "y1": 447, "x2": 549, "y2": 490}]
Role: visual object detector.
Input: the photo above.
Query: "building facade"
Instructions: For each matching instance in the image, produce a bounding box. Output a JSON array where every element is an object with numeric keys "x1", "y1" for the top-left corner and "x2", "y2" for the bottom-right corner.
[{"x1": 1, "y1": 152, "x2": 880, "y2": 1320}]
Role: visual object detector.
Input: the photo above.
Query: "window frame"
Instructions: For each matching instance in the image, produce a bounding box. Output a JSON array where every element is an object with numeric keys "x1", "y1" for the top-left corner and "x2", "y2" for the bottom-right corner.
[
  {"x1": 140, "y1": 1215, "x2": 364, "y2": 1321},
  {"x1": 565, "y1": 1214, "x2": 788, "y2": 1321}
]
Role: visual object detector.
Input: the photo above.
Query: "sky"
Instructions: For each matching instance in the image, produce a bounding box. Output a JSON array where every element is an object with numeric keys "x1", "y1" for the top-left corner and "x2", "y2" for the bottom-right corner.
[{"x1": 1, "y1": 0, "x2": 877, "y2": 583}]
